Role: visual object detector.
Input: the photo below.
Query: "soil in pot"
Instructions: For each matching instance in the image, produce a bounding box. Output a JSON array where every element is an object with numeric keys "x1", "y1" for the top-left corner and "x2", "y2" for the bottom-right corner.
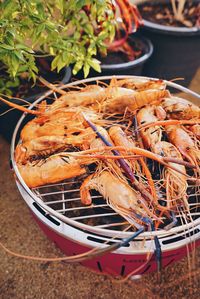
[
  {"x1": 138, "y1": 0, "x2": 200, "y2": 87},
  {"x1": 98, "y1": 36, "x2": 143, "y2": 65},
  {"x1": 139, "y1": 1, "x2": 200, "y2": 28},
  {"x1": 73, "y1": 34, "x2": 153, "y2": 79}
]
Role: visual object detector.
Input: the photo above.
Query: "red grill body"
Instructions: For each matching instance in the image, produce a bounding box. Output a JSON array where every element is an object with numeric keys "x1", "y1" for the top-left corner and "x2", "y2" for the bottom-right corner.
[{"x1": 32, "y1": 212, "x2": 200, "y2": 277}]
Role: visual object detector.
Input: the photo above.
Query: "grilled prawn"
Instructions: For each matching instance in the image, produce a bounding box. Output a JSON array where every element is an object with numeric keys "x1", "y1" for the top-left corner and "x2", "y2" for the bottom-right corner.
[
  {"x1": 162, "y1": 96, "x2": 200, "y2": 120},
  {"x1": 80, "y1": 170, "x2": 158, "y2": 228},
  {"x1": 154, "y1": 141, "x2": 188, "y2": 211},
  {"x1": 17, "y1": 154, "x2": 94, "y2": 188},
  {"x1": 189, "y1": 124, "x2": 200, "y2": 140},
  {"x1": 20, "y1": 108, "x2": 100, "y2": 142},
  {"x1": 113, "y1": 78, "x2": 166, "y2": 91},
  {"x1": 137, "y1": 106, "x2": 188, "y2": 211},
  {"x1": 166, "y1": 125, "x2": 200, "y2": 177},
  {"x1": 137, "y1": 105, "x2": 165, "y2": 149},
  {"x1": 0, "y1": 78, "x2": 170, "y2": 116}
]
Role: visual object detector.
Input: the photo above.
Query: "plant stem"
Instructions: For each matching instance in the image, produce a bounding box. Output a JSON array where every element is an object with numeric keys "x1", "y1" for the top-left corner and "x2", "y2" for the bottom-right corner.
[
  {"x1": 171, "y1": 0, "x2": 186, "y2": 21},
  {"x1": 171, "y1": 0, "x2": 178, "y2": 17},
  {"x1": 177, "y1": 0, "x2": 186, "y2": 21}
]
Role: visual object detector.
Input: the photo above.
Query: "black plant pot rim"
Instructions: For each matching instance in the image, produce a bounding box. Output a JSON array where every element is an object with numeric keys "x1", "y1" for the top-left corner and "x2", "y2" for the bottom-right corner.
[
  {"x1": 100, "y1": 36, "x2": 153, "y2": 70},
  {"x1": 0, "y1": 66, "x2": 71, "y2": 109},
  {"x1": 143, "y1": 19, "x2": 200, "y2": 36}
]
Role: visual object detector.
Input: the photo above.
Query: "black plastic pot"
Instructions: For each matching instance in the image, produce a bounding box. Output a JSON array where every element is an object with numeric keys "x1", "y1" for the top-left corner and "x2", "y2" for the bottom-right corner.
[
  {"x1": 137, "y1": 0, "x2": 200, "y2": 87},
  {"x1": 74, "y1": 34, "x2": 153, "y2": 79},
  {"x1": 0, "y1": 66, "x2": 71, "y2": 142}
]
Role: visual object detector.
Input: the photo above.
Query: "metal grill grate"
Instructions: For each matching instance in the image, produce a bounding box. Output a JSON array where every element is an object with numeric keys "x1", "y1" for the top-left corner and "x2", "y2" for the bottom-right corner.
[
  {"x1": 32, "y1": 175, "x2": 200, "y2": 233},
  {"x1": 33, "y1": 176, "x2": 131, "y2": 231}
]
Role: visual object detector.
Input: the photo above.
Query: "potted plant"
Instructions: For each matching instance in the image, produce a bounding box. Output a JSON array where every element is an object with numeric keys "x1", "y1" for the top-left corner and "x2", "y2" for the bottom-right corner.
[
  {"x1": 0, "y1": 1, "x2": 153, "y2": 92},
  {"x1": 0, "y1": 0, "x2": 128, "y2": 95},
  {"x1": 135, "y1": 0, "x2": 200, "y2": 87},
  {"x1": 0, "y1": 1, "x2": 118, "y2": 96}
]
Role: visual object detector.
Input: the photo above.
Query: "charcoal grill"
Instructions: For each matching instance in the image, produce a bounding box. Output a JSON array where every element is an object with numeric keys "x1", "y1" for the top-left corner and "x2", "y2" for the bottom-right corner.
[{"x1": 11, "y1": 75, "x2": 200, "y2": 278}]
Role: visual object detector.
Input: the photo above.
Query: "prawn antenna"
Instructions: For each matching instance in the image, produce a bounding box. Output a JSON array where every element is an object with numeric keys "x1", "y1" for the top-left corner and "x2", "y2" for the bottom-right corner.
[
  {"x1": 164, "y1": 212, "x2": 178, "y2": 230},
  {"x1": 82, "y1": 112, "x2": 137, "y2": 182},
  {"x1": 82, "y1": 112, "x2": 160, "y2": 220},
  {"x1": 134, "y1": 214, "x2": 162, "y2": 272}
]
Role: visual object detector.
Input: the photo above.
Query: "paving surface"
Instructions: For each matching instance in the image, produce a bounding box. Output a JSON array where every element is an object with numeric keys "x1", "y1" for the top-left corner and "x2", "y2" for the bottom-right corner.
[{"x1": 0, "y1": 70, "x2": 200, "y2": 299}]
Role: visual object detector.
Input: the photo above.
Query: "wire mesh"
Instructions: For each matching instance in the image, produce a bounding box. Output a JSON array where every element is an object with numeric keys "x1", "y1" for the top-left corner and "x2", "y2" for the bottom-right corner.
[
  {"x1": 11, "y1": 75, "x2": 200, "y2": 237},
  {"x1": 32, "y1": 174, "x2": 200, "y2": 234}
]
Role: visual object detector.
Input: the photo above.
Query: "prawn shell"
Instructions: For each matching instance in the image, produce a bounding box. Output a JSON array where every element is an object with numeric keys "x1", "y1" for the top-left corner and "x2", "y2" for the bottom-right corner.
[
  {"x1": 114, "y1": 78, "x2": 166, "y2": 91},
  {"x1": 137, "y1": 106, "x2": 162, "y2": 149},
  {"x1": 104, "y1": 89, "x2": 170, "y2": 113},
  {"x1": 17, "y1": 155, "x2": 86, "y2": 188},
  {"x1": 162, "y1": 97, "x2": 200, "y2": 120}
]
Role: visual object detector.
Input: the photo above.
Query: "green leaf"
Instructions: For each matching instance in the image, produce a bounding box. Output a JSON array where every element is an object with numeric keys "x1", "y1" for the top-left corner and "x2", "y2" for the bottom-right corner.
[
  {"x1": 57, "y1": 0, "x2": 64, "y2": 14},
  {"x1": 29, "y1": 70, "x2": 37, "y2": 83},
  {"x1": 49, "y1": 47, "x2": 55, "y2": 55},
  {"x1": 97, "y1": 31, "x2": 108, "y2": 41},
  {"x1": 6, "y1": 77, "x2": 20, "y2": 88},
  {"x1": 51, "y1": 55, "x2": 60, "y2": 70},
  {"x1": 12, "y1": 11, "x2": 19, "y2": 19},
  {"x1": 0, "y1": 44, "x2": 14, "y2": 50},
  {"x1": 62, "y1": 51, "x2": 69, "y2": 62},
  {"x1": 84, "y1": 23, "x2": 94, "y2": 35},
  {"x1": 72, "y1": 60, "x2": 83, "y2": 75},
  {"x1": 57, "y1": 56, "x2": 66, "y2": 72},
  {"x1": 10, "y1": 54, "x2": 20, "y2": 77},
  {"x1": 87, "y1": 58, "x2": 101, "y2": 73},
  {"x1": 30, "y1": 63, "x2": 38, "y2": 74},
  {"x1": 88, "y1": 44, "x2": 97, "y2": 56},
  {"x1": 13, "y1": 51, "x2": 25, "y2": 62},
  {"x1": 83, "y1": 62, "x2": 90, "y2": 78}
]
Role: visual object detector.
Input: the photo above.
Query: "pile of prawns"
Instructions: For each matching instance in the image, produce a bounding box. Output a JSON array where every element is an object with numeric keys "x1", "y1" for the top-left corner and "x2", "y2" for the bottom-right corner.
[{"x1": 4, "y1": 77, "x2": 200, "y2": 230}]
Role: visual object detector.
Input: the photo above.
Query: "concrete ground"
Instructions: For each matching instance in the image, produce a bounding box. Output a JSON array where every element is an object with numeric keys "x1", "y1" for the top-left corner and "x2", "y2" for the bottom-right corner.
[{"x1": 0, "y1": 70, "x2": 200, "y2": 299}]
